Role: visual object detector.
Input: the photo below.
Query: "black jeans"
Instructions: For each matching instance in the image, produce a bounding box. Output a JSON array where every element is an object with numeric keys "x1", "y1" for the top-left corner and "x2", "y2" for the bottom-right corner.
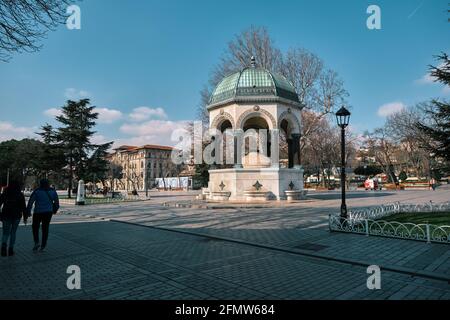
[{"x1": 32, "y1": 213, "x2": 53, "y2": 248}]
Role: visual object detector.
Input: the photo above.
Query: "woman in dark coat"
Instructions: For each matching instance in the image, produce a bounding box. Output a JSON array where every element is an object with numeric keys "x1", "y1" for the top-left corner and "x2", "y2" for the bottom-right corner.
[{"x1": 0, "y1": 182, "x2": 27, "y2": 257}]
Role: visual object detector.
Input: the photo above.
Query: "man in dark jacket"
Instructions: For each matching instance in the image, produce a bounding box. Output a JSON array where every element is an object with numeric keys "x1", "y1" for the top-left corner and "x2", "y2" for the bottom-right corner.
[
  {"x1": 27, "y1": 179, "x2": 59, "y2": 252},
  {"x1": 0, "y1": 182, "x2": 27, "y2": 257}
]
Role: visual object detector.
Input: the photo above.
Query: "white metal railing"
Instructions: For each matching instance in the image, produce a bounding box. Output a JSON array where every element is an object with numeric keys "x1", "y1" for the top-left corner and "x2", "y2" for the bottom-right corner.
[
  {"x1": 348, "y1": 201, "x2": 450, "y2": 221},
  {"x1": 329, "y1": 202, "x2": 450, "y2": 244}
]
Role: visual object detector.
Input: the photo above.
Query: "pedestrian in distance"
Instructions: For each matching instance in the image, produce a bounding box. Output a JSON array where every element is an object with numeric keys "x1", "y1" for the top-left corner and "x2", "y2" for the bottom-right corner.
[
  {"x1": 0, "y1": 182, "x2": 27, "y2": 257},
  {"x1": 26, "y1": 179, "x2": 59, "y2": 252},
  {"x1": 430, "y1": 178, "x2": 437, "y2": 191}
]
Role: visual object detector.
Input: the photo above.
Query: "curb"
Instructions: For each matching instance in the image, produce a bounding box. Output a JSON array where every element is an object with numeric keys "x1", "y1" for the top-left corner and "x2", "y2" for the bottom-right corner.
[{"x1": 162, "y1": 200, "x2": 316, "y2": 210}]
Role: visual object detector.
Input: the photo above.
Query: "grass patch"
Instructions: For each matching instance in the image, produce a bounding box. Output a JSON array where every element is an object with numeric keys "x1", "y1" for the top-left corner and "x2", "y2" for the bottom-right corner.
[
  {"x1": 380, "y1": 212, "x2": 450, "y2": 227},
  {"x1": 332, "y1": 212, "x2": 450, "y2": 242},
  {"x1": 58, "y1": 195, "x2": 111, "y2": 200},
  {"x1": 369, "y1": 212, "x2": 450, "y2": 241},
  {"x1": 57, "y1": 195, "x2": 144, "y2": 205}
]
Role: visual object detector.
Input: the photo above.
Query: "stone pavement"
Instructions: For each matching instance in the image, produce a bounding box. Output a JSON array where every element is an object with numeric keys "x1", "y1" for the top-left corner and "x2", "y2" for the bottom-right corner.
[
  {"x1": 1, "y1": 186, "x2": 449, "y2": 299},
  {"x1": 61, "y1": 186, "x2": 450, "y2": 279},
  {"x1": 0, "y1": 220, "x2": 449, "y2": 300}
]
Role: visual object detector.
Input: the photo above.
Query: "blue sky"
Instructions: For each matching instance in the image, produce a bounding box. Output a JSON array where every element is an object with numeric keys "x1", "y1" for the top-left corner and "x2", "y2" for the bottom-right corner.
[{"x1": 0, "y1": 0, "x2": 449, "y2": 146}]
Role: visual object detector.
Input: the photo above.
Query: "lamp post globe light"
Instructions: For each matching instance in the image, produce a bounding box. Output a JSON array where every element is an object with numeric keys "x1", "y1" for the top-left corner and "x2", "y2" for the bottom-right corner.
[{"x1": 335, "y1": 106, "x2": 351, "y2": 219}]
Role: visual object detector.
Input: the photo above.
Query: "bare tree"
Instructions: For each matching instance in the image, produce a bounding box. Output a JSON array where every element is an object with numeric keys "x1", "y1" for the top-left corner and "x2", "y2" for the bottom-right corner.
[
  {"x1": 316, "y1": 69, "x2": 348, "y2": 114},
  {"x1": 208, "y1": 27, "x2": 348, "y2": 117},
  {"x1": 301, "y1": 113, "x2": 356, "y2": 188},
  {"x1": 279, "y1": 49, "x2": 348, "y2": 157},
  {"x1": 195, "y1": 26, "x2": 283, "y2": 125},
  {"x1": 106, "y1": 162, "x2": 123, "y2": 192},
  {"x1": 0, "y1": 0, "x2": 70, "y2": 61},
  {"x1": 364, "y1": 128, "x2": 399, "y2": 184},
  {"x1": 213, "y1": 25, "x2": 283, "y2": 85},
  {"x1": 384, "y1": 106, "x2": 431, "y2": 177},
  {"x1": 195, "y1": 26, "x2": 349, "y2": 171},
  {"x1": 126, "y1": 166, "x2": 142, "y2": 191},
  {"x1": 197, "y1": 86, "x2": 212, "y2": 126},
  {"x1": 280, "y1": 48, "x2": 323, "y2": 107},
  {"x1": 278, "y1": 48, "x2": 348, "y2": 162}
]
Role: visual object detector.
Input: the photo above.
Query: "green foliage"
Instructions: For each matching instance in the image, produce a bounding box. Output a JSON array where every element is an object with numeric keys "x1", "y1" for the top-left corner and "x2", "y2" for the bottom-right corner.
[
  {"x1": 353, "y1": 165, "x2": 383, "y2": 177},
  {"x1": 417, "y1": 54, "x2": 450, "y2": 161},
  {"x1": 431, "y1": 170, "x2": 443, "y2": 181},
  {"x1": 417, "y1": 99, "x2": 450, "y2": 160},
  {"x1": 38, "y1": 99, "x2": 114, "y2": 196},
  {"x1": 398, "y1": 171, "x2": 408, "y2": 181},
  {"x1": 381, "y1": 212, "x2": 450, "y2": 227},
  {"x1": 54, "y1": 99, "x2": 99, "y2": 181},
  {"x1": 0, "y1": 100, "x2": 114, "y2": 191},
  {"x1": 429, "y1": 53, "x2": 450, "y2": 86},
  {"x1": 84, "y1": 142, "x2": 114, "y2": 184},
  {"x1": 193, "y1": 163, "x2": 210, "y2": 188},
  {"x1": 37, "y1": 124, "x2": 66, "y2": 179},
  {"x1": 0, "y1": 139, "x2": 49, "y2": 186}
]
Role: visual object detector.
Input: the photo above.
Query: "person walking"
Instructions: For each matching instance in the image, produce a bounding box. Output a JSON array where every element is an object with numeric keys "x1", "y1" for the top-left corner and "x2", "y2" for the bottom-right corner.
[
  {"x1": 26, "y1": 179, "x2": 59, "y2": 252},
  {"x1": 0, "y1": 182, "x2": 27, "y2": 257},
  {"x1": 430, "y1": 178, "x2": 437, "y2": 191}
]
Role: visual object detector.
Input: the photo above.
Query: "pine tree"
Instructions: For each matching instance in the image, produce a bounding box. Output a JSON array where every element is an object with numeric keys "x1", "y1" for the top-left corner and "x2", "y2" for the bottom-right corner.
[
  {"x1": 37, "y1": 124, "x2": 65, "y2": 180},
  {"x1": 398, "y1": 171, "x2": 408, "y2": 182},
  {"x1": 430, "y1": 53, "x2": 450, "y2": 85},
  {"x1": 44, "y1": 99, "x2": 114, "y2": 197},
  {"x1": 193, "y1": 163, "x2": 210, "y2": 188},
  {"x1": 84, "y1": 142, "x2": 113, "y2": 186},
  {"x1": 417, "y1": 54, "x2": 450, "y2": 161}
]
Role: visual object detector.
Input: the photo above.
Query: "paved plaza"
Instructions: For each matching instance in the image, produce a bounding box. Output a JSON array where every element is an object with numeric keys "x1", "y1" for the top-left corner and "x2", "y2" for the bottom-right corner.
[{"x1": 0, "y1": 187, "x2": 449, "y2": 299}]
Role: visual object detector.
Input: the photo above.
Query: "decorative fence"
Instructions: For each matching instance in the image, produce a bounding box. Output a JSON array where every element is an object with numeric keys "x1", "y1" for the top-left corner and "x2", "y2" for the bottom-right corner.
[{"x1": 329, "y1": 201, "x2": 450, "y2": 244}]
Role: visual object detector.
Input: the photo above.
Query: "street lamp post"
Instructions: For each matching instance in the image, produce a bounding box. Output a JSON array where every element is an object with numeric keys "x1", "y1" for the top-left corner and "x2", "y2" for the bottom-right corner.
[{"x1": 335, "y1": 106, "x2": 351, "y2": 219}]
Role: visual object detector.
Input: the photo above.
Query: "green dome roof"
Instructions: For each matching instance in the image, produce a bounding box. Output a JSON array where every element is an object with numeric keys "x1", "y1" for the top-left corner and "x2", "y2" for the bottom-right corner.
[{"x1": 209, "y1": 65, "x2": 300, "y2": 107}]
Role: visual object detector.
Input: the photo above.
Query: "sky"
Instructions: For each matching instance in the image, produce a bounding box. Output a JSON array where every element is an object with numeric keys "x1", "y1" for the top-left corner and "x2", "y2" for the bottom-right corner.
[{"x1": 0, "y1": 0, "x2": 449, "y2": 147}]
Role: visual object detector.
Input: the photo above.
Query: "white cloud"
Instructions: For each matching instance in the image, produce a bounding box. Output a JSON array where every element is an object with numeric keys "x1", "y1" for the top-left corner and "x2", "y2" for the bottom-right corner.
[
  {"x1": 415, "y1": 73, "x2": 436, "y2": 85},
  {"x1": 415, "y1": 63, "x2": 446, "y2": 85},
  {"x1": 0, "y1": 121, "x2": 36, "y2": 142},
  {"x1": 415, "y1": 70, "x2": 450, "y2": 96},
  {"x1": 64, "y1": 88, "x2": 91, "y2": 100},
  {"x1": 44, "y1": 107, "x2": 122, "y2": 124},
  {"x1": 120, "y1": 119, "x2": 187, "y2": 136},
  {"x1": 41, "y1": 104, "x2": 186, "y2": 148},
  {"x1": 117, "y1": 119, "x2": 188, "y2": 148},
  {"x1": 129, "y1": 107, "x2": 167, "y2": 122},
  {"x1": 415, "y1": 71, "x2": 450, "y2": 95},
  {"x1": 91, "y1": 134, "x2": 110, "y2": 145},
  {"x1": 377, "y1": 102, "x2": 406, "y2": 117},
  {"x1": 43, "y1": 108, "x2": 62, "y2": 118},
  {"x1": 96, "y1": 108, "x2": 123, "y2": 124}
]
